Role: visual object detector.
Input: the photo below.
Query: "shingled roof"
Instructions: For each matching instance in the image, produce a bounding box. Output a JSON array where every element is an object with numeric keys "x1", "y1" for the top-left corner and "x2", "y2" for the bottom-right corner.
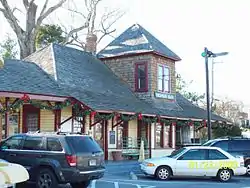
[
  {"x1": 51, "y1": 44, "x2": 156, "y2": 113},
  {"x1": 0, "y1": 59, "x2": 67, "y2": 97},
  {"x1": 4, "y1": 43, "x2": 227, "y2": 122},
  {"x1": 97, "y1": 24, "x2": 181, "y2": 61}
]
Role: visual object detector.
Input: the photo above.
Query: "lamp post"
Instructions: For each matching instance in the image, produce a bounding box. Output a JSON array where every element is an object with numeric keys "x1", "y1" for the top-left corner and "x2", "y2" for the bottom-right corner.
[{"x1": 201, "y1": 48, "x2": 228, "y2": 140}]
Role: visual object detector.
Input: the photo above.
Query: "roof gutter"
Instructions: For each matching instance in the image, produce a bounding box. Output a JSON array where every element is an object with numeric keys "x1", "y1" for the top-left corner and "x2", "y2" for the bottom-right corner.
[{"x1": 96, "y1": 109, "x2": 230, "y2": 123}]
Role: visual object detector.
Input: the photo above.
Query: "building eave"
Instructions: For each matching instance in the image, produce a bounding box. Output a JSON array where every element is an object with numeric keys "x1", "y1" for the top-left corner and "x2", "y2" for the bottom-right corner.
[
  {"x1": 0, "y1": 91, "x2": 68, "y2": 102},
  {"x1": 98, "y1": 51, "x2": 181, "y2": 62}
]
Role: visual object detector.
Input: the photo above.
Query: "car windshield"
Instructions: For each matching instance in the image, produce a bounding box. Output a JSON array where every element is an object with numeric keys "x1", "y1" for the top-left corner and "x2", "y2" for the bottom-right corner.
[
  {"x1": 168, "y1": 147, "x2": 187, "y2": 158},
  {"x1": 203, "y1": 140, "x2": 216, "y2": 146}
]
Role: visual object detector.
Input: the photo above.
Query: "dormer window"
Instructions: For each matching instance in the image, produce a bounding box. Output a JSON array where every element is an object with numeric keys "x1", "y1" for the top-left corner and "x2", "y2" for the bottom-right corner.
[
  {"x1": 135, "y1": 62, "x2": 148, "y2": 92},
  {"x1": 158, "y1": 65, "x2": 170, "y2": 92}
]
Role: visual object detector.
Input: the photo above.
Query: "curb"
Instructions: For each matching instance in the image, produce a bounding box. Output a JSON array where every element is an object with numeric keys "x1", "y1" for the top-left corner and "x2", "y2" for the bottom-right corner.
[{"x1": 129, "y1": 171, "x2": 138, "y2": 180}]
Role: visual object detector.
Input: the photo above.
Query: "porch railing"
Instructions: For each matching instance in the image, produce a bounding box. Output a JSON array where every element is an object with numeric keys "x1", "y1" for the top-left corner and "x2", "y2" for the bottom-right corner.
[{"x1": 121, "y1": 137, "x2": 149, "y2": 159}]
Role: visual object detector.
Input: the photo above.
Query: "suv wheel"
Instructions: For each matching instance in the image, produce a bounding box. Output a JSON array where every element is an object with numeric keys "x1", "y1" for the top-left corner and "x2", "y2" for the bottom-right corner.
[
  {"x1": 36, "y1": 168, "x2": 58, "y2": 188},
  {"x1": 70, "y1": 181, "x2": 91, "y2": 188},
  {"x1": 246, "y1": 161, "x2": 250, "y2": 176}
]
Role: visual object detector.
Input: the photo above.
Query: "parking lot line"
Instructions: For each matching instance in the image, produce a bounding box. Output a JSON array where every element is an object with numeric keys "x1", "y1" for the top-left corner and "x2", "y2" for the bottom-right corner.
[
  {"x1": 114, "y1": 182, "x2": 119, "y2": 188},
  {"x1": 90, "y1": 180, "x2": 96, "y2": 188}
]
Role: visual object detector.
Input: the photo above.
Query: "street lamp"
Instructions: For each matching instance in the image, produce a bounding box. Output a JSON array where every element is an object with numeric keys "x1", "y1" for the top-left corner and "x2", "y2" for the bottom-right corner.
[{"x1": 201, "y1": 47, "x2": 229, "y2": 140}]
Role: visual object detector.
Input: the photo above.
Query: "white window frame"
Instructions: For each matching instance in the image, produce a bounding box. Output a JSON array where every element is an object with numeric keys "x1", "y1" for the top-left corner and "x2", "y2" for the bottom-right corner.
[{"x1": 157, "y1": 64, "x2": 171, "y2": 92}]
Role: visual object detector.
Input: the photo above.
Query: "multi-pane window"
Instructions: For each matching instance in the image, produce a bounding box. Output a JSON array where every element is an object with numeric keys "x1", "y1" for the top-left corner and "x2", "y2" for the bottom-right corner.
[
  {"x1": 135, "y1": 62, "x2": 148, "y2": 92},
  {"x1": 158, "y1": 65, "x2": 170, "y2": 92}
]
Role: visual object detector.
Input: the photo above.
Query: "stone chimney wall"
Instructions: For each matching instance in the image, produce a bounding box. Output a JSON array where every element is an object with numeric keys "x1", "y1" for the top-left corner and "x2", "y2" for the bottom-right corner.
[{"x1": 85, "y1": 33, "x2": 97, "y2": 54}]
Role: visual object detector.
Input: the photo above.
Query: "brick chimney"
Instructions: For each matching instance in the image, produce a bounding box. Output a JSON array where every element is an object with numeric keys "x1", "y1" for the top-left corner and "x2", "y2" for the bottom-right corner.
[{"x1": 85, "y1": 33, "x2": 97, "y2": 55}]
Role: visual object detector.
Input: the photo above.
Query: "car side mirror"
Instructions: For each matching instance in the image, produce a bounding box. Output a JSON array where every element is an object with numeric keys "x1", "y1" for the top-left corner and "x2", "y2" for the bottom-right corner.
[{"x1": 177, "y1": 156, "x2": 184, "y2": 160}]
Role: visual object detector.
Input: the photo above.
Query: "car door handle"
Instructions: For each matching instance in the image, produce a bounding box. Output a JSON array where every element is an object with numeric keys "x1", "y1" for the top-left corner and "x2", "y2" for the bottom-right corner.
[{"x1": 9, "y1": 153, "x2": 17, "y2": 157}]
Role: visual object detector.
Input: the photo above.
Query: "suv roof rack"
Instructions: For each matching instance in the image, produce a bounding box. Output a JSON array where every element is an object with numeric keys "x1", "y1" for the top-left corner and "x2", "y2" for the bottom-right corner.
[
  {"x1": 26, "y1": 130, "x2": 87, "y2": 136},
  {"x1": 218, "y1": 136, "x2": 250, "y2": 140}
]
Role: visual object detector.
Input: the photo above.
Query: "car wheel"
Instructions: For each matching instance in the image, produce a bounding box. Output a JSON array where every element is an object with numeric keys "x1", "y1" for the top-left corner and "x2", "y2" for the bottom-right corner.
[
  {"x1": 70, "y1": 181, "x2": 91, "y2": 188},
  {"x1": 155, "y1": 166, "x2": 172, "y2": 180},
  {"x1": 217, "y1": 169, "x2": 232, "y2": 182},
  {"x1": 246, "y1": 161, "x2": 250, "y2": 176},
  {"x1": 36, "y1": 168, "x2": 58, "y2": 188}
]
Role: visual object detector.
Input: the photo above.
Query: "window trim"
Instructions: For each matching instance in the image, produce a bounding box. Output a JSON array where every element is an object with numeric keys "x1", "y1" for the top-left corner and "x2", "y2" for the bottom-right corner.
[
  {"x1": 157, "y1": 64, "x2": 171, "y2": 93},
  {"x1": 177, "y1": 149, "x2": 207, "y2": 160},
  {"x1": 208, "y1": 149, "x2": 229, "y2": 160},
  {"x1": 134, "y1": 62, "x2": 148, "y2": 92}
]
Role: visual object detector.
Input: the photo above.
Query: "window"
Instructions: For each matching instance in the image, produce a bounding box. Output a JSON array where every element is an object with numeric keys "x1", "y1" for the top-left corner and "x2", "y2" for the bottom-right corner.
[
  {"x1": 155, "y1": 123, "x2": 163, "y2": 148},
  {"x1": 178, "y1": 149, "x2": 206, "y2": 160},
  {"x1": 65, "y1": 136, "x2": 102, "y2": 153},
  {"x1": 135, "y1": 62, "x2": 148, "y2": 92},
  {"x1": 158, "y1": 65, "x2": 170, "y2": 92},
  {"x1": 1, "y1": 136, "x2": 23, "y2": 149},
  {"x1": 23, "y1": 136, "x2": 44, "y2": 150},
  {"x1": 209, "y1": 149, "x2": 228, "y2": 160},
  {"x1": 47, "y1": 138, "x2": 63, "y2": 151},
  {"x1": 213, "y1": 141, "x2": 229, "y2": 151},
  {"x1": 230, "y1": 140, "x2": 250, "y2": 151}
]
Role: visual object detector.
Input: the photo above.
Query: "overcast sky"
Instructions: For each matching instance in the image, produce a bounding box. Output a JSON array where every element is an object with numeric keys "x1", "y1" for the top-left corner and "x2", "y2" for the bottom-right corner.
[{"x1": 0, "y1": 0, "x2": 249, "y2": 106}]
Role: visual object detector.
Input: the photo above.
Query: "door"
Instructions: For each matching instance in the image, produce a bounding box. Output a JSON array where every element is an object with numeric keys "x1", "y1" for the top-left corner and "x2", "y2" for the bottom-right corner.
[
  {"x1": 175, "y1": 149, "x2": 207, "y2": 176},
  {"x1": 22, "y1": 105, "x2": 40, "y2": 133},
  {"x1": 137, "y1": 121, "x2": 149, "y2": 147},
  {"x1": 206, "y1": 149, "x2": 231, "y2": 176},
  {"x1": 0, "y1": 135, "x2": 24, "y2": 164},
  {"x1": 17, "y1": 136, "x2": 46, "y2": 171}
]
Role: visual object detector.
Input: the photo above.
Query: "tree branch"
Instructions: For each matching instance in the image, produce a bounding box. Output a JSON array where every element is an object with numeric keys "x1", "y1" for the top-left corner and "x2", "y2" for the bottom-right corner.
[
  {"x1": 36, "y1": 0, "x2": 67, "y2": 27},
  {"x1": 40, "y1": 0, "x2": 49, "y2": 17},
  {"x1": 0, "y1": 0, "x2": 24, "y2": 39},
  {"x1": 22, "y1": 0, "x2": 29, "y2": 10},
  {"x1": 64, "y1": 8, "x2": 92, "y2": 43}
]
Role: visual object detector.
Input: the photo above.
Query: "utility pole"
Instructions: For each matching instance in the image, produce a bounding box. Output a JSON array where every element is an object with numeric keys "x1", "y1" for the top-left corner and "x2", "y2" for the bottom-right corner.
[
  {"x1": 201, "y1": 48, "x2": 228, "y2": 140},
  {"x1": 204, "y1": 47, "x2": 212, "y2": 140}
]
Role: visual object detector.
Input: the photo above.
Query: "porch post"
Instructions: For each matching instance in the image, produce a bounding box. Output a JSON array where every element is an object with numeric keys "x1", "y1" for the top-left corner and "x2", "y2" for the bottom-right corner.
[
  {"x1": 0, "y1": 113, "x2": 2, "y2": 141},
  {"x1": 172, "y1": 123, "x2": 176, "y2": 149},
  {"x1": 5, "y1": 97, "x2": 9, "y2": 138}
]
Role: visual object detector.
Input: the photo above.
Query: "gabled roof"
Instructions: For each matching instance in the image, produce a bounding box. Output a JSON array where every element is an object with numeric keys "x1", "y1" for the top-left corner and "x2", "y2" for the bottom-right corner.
[
  {"x1": 6, "y1": 43, "x2": 227, "y2": 122},
  {"x1": 52, "y1": 43, "x2": 156, "y2": 113},
  {"x1": 0, "y1": 59, "x2": 67, "y2": 97},
  {"x1": 97, "y1": 24, "x2": 181, "y2": 61}
]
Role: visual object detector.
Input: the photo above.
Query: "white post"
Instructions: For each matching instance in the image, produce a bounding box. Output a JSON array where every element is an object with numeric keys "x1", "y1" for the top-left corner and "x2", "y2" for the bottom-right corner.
[
  {"x1": 138, "y1": 140, "x2": 145, "y2": 162},
  {"x1": 172, "y1": 124, "x2": 176, "y2": 149}
]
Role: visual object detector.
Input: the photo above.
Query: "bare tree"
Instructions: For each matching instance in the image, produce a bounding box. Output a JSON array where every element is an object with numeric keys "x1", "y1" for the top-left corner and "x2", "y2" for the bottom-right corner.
[
  {"x1": 212, "y1": 97, "x2": 244, "y2": 125},
  {"x1": 63, "y1": 0, "x2": 125, "y2": 49},
  {"x1": 0, "y1": 0, "x2": 67, "y2": 59},
  {"x1": 0, "y1": 0, "x2": 125, "y2": 58}
]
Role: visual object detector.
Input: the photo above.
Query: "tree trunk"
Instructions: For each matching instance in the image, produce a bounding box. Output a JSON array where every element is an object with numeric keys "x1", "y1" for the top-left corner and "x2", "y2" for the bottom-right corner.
[{"x1": 18, "y1": 35, "x2": 36, "y2": 59}]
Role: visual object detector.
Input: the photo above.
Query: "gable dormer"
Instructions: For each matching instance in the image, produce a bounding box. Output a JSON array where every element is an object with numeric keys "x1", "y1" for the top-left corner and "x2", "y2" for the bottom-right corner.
[{"x1": 98, "y1": 24, "x2": 181, "y2": 101}]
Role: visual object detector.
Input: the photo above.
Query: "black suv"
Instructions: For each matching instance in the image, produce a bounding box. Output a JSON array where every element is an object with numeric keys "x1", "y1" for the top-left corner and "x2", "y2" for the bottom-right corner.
[
  {"x1": 203, "y1": 137, "x2": 250, "y2": 175},
  {"x1": 0, "y1": 131, "x2": 105, "y2": 188}
]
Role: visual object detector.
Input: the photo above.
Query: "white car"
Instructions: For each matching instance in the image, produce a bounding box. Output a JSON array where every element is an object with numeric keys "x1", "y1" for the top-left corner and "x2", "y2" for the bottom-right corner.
[
  {"x1": 0, "y1": 159, "x2": 29, "y2": 187},
  {"x1": 140, "y1": 146, "x2": 246, "y2": 182}
]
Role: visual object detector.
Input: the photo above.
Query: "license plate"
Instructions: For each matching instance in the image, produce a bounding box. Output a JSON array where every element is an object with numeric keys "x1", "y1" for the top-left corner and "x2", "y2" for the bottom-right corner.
[{"x1": 89, "y1": 159, "x2": 97, "y2": 166}]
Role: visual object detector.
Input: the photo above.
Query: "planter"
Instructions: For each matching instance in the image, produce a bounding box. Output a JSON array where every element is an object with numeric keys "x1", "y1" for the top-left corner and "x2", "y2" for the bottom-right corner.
[{"x1": 111, "y1": 151, "x2": 123, "y2": 161}]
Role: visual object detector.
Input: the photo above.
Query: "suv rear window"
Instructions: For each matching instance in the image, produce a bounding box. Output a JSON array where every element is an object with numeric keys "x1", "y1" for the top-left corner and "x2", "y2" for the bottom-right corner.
[
  {"x1": 66, "y1": 136, "x2": 102, "y2": 153},
  {"x1": 230, "y1": 140, "x2": 250, "y2": 151}
]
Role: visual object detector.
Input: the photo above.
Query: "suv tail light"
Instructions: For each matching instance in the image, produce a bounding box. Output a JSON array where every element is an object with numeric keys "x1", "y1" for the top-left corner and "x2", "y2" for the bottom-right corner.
[{"x1": 66, "y1": 155, "x2": 77, "y2": 167}]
